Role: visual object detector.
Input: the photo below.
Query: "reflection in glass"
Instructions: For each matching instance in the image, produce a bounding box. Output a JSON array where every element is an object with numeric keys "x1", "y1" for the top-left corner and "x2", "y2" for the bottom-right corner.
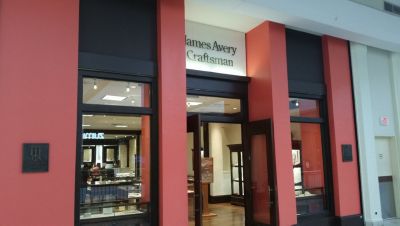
[
  {"x1": 83, "y1": 148, "x2": 92, "y2": 163},
  {"x1": 251, "y1": 134, "x2": 271, "y2": 225},
  {"x1": 291, "y1": 122, "x2": 326, "y2": 215},
  {"x1": 289, "y1": 98, "x2": 320, "y2": 118},
  {"x1": 79, "y1": 114, "x2": 150, "y2": 220},
  {"x1": 106, "y1": 148, "x2": 115, "y2": 162},
  {"x1": 83, "y1": 78, "x2": 150, "y2": 108}
]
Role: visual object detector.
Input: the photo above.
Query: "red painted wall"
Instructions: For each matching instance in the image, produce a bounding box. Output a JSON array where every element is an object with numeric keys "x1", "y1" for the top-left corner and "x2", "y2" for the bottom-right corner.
[
  {"x1": 300, "y1": 124, "x2": 325, "y2": 190},
  {"x1": 157, "y1": 0, "x2": 187, "y2": 225},
  {"x1": 246, "y1": 21, "x2": 297, "y2": 226},
  {"x1": 141, "y1": 115, "x2": 151, "y2": 202},
  {"x1": 141, "y1": 85, "x2": 151, "y2": 202},
  {"x1": 322, "y1": 36, "x2": 361, "y2": 216},
  {"x1": 0, "y1": 0, "x2": 79, "y2": 225}
]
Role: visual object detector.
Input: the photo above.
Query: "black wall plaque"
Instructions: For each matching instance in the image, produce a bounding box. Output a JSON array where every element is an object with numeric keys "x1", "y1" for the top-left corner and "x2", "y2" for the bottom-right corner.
[
  {"x1": 22, "y1": 143, "x2": 49, "y2": 173},
  {"x1": 342, "y1": 144, "x2": 353, "y2": 162}
]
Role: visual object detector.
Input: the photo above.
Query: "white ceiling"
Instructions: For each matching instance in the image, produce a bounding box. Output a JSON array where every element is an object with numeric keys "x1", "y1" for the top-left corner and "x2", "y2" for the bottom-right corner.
[
  {"x1": 82, "y1": 115, "x2": 142, "y2": 130},
  {"x1": 83, "y1": 78, "x2": 146, "y2": 107},
  {"x1": 186, "y1": 95, "x2": 241, "y2": 114},
  {"x1": 185, "y1": 1, "x2": 263, "y2": 32},
  {"x1": 185, "y1": 0, "x2": 400, "y2": 53}
]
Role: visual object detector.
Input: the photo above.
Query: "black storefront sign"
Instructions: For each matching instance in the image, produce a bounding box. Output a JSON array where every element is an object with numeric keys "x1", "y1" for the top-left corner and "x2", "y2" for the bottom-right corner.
[{"x1": 22, "y1": 143, "x2": 49, "y2": 173}]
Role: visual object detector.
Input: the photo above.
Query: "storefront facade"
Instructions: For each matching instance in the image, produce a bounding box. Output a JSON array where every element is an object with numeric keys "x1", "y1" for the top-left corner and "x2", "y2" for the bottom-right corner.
[{"x1": 0, "y1": 0, "x2": 399, "y2": 226}]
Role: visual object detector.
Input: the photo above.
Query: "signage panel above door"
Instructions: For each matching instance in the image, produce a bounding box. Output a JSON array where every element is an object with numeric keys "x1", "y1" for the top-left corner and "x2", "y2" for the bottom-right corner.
[{"x1": 185, "y1": 21, "x2": 246, "y2": 76}]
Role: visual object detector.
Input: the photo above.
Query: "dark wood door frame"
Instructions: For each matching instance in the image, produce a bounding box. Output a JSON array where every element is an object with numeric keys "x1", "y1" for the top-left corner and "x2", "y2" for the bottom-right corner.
[{"x1": 244, "y1": 119, "x2": 277, "y2": 226}]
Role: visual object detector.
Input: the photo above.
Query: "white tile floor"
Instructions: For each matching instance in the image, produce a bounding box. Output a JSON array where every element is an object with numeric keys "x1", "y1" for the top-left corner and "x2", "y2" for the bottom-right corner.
[{"x1": 384, "y1": 218, "x2": 400, "y2": 226}]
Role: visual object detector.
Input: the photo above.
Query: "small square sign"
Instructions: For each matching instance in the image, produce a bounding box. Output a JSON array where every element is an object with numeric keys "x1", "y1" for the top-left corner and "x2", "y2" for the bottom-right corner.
[
  {"x1": 22, "y1": 143, "x2": 49, "y2": 173},
  {"x1": 342, "y1": 144, "x2": 353, "y2": 162}
]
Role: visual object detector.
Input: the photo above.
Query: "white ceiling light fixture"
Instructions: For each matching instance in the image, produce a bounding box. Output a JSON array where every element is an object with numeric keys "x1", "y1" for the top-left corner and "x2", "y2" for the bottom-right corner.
[
  {"x1": 130, "y1": 83, "x2": 137, "y2": 89},
  {"x1": 102, "y1": 95, "x2": 127, "y2": 101},
  {"x1": 93, "y1": 79, "x2": 98, "y2": 90},
  {"x1": 83, "y1": 125, "x2": 91, "y2": 127},
  {"x1": 186, "y1": 101, "x2": 203, "y2": 107},
  {"x1": 126, "y1": 82, "x2": 130, "y2": 92},
  {"x1": 83, "y1": 114, "x2": 94, "y2": 117},
  {"x1": 114, "y1": 124, "x2": 128, "y2": 128},
  {"x1": 131, "y1": 100, "x2": 136, "y2": 104}
]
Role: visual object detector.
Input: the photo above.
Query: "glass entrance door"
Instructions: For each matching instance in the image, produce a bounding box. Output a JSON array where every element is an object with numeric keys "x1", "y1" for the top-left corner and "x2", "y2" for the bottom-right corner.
[
  {"x1": 245, "y1": 119, "x2": 276, "y2": 226},
  {"x1": 187, "y1": 114, "x2": 202, "y2": 226}
]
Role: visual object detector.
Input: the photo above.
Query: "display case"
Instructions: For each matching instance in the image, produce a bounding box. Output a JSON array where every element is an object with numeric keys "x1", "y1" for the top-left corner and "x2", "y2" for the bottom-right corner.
[
  {"x1": 228, "y1": 144, "x2": 244, "y2": 206},
  {"x1": 79, "y1": 169, "x2": 149, "y2": 221},
  {"x1": 292, "y1": 140, "x2": 325, "y2": 215},
  {"x1": 292, "y1": 140, "x2": 303, "y2": 196}
]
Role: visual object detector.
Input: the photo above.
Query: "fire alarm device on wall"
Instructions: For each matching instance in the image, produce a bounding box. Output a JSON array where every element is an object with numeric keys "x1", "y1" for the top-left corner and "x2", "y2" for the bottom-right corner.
[{"x1": 380, "y1": 116, "x2": 389, "y2": 126}]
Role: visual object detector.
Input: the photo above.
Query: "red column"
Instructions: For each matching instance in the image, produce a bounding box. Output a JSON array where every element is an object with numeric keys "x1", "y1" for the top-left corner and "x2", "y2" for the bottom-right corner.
[
  {"x1": 140, "y1": 85, "x2": 151, "y2": 202},
  {"x1": 0, "y1": 0, "x2": 79, "y2": 225},
  {"x1": 157, "y1": 0, "x2": 187, "y2": 225},
  {"x1": 246, "y1": 21, "x2": 297, "y2": 226},
  {"x1": 322, "y1": 36, "x2": 361, "y2": 216}
]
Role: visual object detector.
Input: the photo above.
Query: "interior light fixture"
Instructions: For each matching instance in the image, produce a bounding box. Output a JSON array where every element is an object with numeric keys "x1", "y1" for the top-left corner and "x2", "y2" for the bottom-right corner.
[
  {"x1": 83, "y1": 114, "x2": 94, "y2": 117},
  {"x1": 93, "y1": 79, "x2": 98, "y2": 90},
  {"x1": 126, "y1": 82, "x2": 130, "y2": 92},
  {"x1": 233, "y1": 107, "x2": 238, "y2": 110},
  {"x1": 83, "y1": 125, "x2": 91, "y2": 127},
  {"x1": 102, "y1": 95, "x2": 127, "y2": 101},
  {"x1": 114, "y1": 125, "x2": 128, "y2": 128},
  {"x1": 295, "y1": 101, "x2": 299, "y2": 107},
  {"x1": 130, "y1": 83, "x2": 137, "y2": 89},
  {"x1": 131, "y1": 100, "x2": 136, "y2": 104},
  {"x1": 186, "y1": 101, "x2": 202, "y2": 107}
]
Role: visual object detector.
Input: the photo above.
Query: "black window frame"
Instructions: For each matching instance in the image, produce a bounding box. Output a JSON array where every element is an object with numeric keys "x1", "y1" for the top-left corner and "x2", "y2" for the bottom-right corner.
[
  {"x1": 289, "y1": 93, "x2": 335, "y2": 220},
  {"x1": 75, "y1": 69, "x2": 159, "y2": 226}
]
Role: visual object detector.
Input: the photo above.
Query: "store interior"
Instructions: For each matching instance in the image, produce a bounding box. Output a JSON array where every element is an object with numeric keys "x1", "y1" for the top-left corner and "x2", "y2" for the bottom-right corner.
[
  {"x1": 78, "y1": 77, "x2": 152, "y2": 220},
  {"x1": 79, "y1": 114, "x2": 150, "y2": 220},
  {"x1": 187, "y1": 122, "x2": 245, "y2": 226}
]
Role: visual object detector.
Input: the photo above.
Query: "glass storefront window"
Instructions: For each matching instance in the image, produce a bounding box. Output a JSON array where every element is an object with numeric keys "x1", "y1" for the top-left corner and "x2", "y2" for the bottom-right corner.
[
  {"x1": 83, "y1": 78, "x2": 151, "y2": 108},
  {"x1": 186, "y1": 95, "x2": 240, "y2": 114},
  {"x1": 79, "y1": 114, "x2": 151, "y2": 220},
  {"x1": 291, "y1": 122, "x2": 326, "y2": 215},
  {"x1": 289, "y1": 98, "x2": 320, "y2": 118}
]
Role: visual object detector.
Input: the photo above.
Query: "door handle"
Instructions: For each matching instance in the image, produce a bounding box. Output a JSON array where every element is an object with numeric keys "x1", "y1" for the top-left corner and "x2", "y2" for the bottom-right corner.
[{"x1": 268, "y1": 202, "x2": 274, "y2": 207}]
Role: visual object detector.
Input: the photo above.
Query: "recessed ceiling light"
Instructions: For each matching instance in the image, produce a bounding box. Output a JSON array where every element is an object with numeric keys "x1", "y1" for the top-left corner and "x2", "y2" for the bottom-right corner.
[
  {"x1": 233, "y1": 107, "x2": 238, "y2": 110},
  {"x1": 83, "y1": 114, "x2": 93, "y2": 117},
  {"x1": 102, "y1": 95, "x2": 127, "y2": 101},
  {"x1": 186, "y1": 101, "x2": 202, "y2": 107},
  {"x1": 83, "y1": 125, "x2": 91, "y2": 127},
  {"x1": 114, "y1": 125, "x2": 128, "y2": 128}
]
